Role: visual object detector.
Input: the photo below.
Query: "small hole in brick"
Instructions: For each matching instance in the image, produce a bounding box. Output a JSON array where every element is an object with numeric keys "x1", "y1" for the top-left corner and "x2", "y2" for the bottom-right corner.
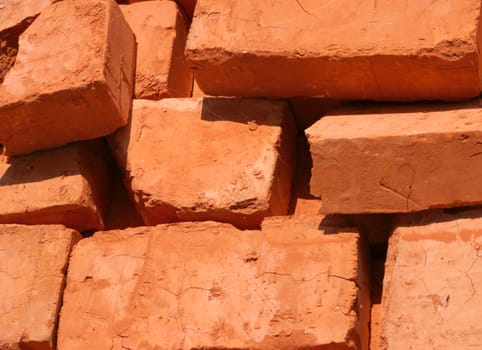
[{"x1": 0, "y1": 144, "x2": 4, "y2": 155}]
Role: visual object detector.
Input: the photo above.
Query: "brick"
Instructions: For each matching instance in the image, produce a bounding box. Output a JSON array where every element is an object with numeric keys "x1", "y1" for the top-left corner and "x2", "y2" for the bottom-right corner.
[
  {"x1": 307, "y1": 103, "x2": 482, "y2": 214},
  {"x1": 0, "y1": 0, "x2": 136, "y2": 156},
  {"x1": 0, "y1": 0, "x2": 52, "y2": 83},
  {"x1": 120, "y1": 1, "x2": 192, "y2": 100},
  {"x1": 186, "y1": 0, "x2": 482, "y2": 101},
  {"x1": 0, "y1": 0, "x2": 52, "y2": 33},
  {"x1": 109, "y1": 98, "x2": 295, "y2": 228},
  {"x1": 58, "y1": 221, "x2": 369, "y2": 349},
  {"x1": 0, "y1": 141, "x2": 112, "y2": 232},
  {"x1": 379, "y1": 211, "x2": 482, "y2": 349},
  {"x1": 0, "y1": 224, "x2": 81, "y2": 350}
]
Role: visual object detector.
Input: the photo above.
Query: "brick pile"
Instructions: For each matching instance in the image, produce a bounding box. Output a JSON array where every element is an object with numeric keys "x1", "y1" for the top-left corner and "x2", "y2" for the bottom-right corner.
[{"x1": 1, "y1": 0, "x2": 482, "y2": 349}]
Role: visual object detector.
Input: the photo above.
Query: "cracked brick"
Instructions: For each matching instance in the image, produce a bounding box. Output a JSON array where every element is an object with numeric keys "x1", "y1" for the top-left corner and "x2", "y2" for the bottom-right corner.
[
  {"x1": 0, "y1": 0, "x2": 136, "y2": 156},
  {"x1": 379, "y1": 210, "x2": 482, "y2": 349},
  {"x1": 0, "y1": 224, "x2": 81, "y2": 350},
  {"x1": 186, "y1": 0, "x2": 482, "y2": 100},
  {"x1": 306, "y1": 102, "x2": 482, "y2": 214},
  {"x1": 57, "y1": 221, "x2": 369, "y2": 349}
]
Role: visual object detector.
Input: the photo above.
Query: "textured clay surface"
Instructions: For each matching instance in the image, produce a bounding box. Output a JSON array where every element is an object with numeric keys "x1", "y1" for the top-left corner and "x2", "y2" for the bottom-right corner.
[
  {"x1": 307, "y1": 103, "x2": 482, "y2": 214},
  {"x1": 0, "y1": 141, "x2": 112, "y2": 232},
  {"x1": 120, "y1": 1, "x2": 192, "y2": 100},
  {"x1": 0, "y1": 0, "x2": 52, "y2": 84},
  {"x1": 380, "y1": 211, "x2": 482, "y2": 349},
  {"x1": 0, "y1": 224, "x2": 81, "y2": 350},
  {"x1": 0, "y1": 0, "x2": 52, "y2": 33},
  {"x1": 0, "y1": 0, "x2": 136, "y2": 156},
  {"x1": 109, "y1": 98, "x2": 296, "y2": 229},
  {"x1": 58, "y1": 221, "x2": 369, "y2": 350},
  {"x1": 186, "y1": 0, "x2": 482, "y2": 100}
]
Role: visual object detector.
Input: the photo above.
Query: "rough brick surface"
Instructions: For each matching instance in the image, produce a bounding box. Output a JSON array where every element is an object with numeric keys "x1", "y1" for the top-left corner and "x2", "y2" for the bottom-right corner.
[
  {"x1": 307, "y1": 103, "x2": 482, "y2": 214},
  {"x1": 0, "y1": 0, "x2": 52, "y2": 32},
  {"x1": 0, "y1": 141, "x2": 112, "y2": 232},
  {"x1": 109, "y1": 98, "x2": 295, "y2": 228},
  {"x1": 58, "y1": 221, "x2": 369, "y2": 349},
  {"x1": 0, "y1": 0, "x2": 136, "y2": 156},
  {"x1": 120, "y1": 1, "x2": 192, "y2": 100},
  {"x1": 0, "y1": 0, "x2": 52, "y2": 83},
  {"x1": 0, "y1": 224, "x2": 81, "y2": 350},
  {"x1": 186, "y1": 0, "x2": 482, "y2": 101},
  {"x1": 379, "y1": 212, "x2": 482, "y2": 349}
]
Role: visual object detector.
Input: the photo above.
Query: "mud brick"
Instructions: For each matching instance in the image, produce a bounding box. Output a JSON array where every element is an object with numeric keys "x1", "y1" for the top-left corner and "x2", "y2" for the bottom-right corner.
[
  {"x1": 120, "y1": 1, "x2": 192, "y2": 100},
  {"x1": 58, "y1": 221, "x2": 369, "y2": 349},
  {"x1": 186, "y1": 0, "x2": 482, "y2": 101},
  {"x1": 0, "y1": 224, "x2": 80, "y2": 350},
  {"x1": 0, "y1": 141, "x2": 112, "y2": 232},
  {"x1": 307, "y1": 102, "x2": 482, "y2": 214},
  {"x1": 109, "y1": 98, "x2": 296, "y2": 229},
  {"x1": 0, "y1": 0, "x2": 136, "y2": 156}
]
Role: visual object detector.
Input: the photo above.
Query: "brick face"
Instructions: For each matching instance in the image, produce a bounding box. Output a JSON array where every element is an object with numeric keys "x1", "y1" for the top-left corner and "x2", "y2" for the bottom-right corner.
[
  {"x1": 380, "y1": 212, "x2": 482, "y2": 349},
  {"x1": 58, "y1": 222, "x2": 369, "y2": 349},
  {"x1": 109, "y1": 98, "x2": 296, "y2": 228},
  {"x1": 0, "y1": 141, "x2": 112, "y2": 232},
  {"x1": 0, "y1": 224, "x2": 80, "y2": 350},
  {"x1": 120, "y1": 1, "x2": 192, "y2": 100},
  {"x1": 307, "y1": 103, "x2": 482, "y2": 214},
  {"x1": 0, "y1": 0, "x2": 136, "y2": 156},
  {"x1": 186, "y1": 0, "x2": 482, "y2": 101}
]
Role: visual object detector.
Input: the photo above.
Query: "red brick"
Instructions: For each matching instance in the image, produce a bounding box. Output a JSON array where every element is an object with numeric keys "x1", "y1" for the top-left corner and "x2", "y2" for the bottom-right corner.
[
  {"x1": 307, "y1": 103, "x2": 482, "y2": 213},
  {"x1": 186, "y1": 0, "x2": 482, "y2": 101},
  {"x1": 120, "y1": 1, "x2": 192, "y2": 100},
  {"x1": 0, "y1": 0, "x2": 52, "y2": 33},
  {"x1": 109, "y1": 98, "x2": 295, "y2": 228},
  {"x1": 0, "y1": 141, "x2": 112, "y2": 232},
  {"x1": 58, "y1": 221, "x2": 369, "y2": 349},
  {"x1": 0, "y1": 0, "x2": 136, "y2": 156},
  {"x1": 0, "y1": 224, "x2": 80, "y2": 350},
  {"x1": 379, "y1": 211, "x2": 482, "y2": 349}
]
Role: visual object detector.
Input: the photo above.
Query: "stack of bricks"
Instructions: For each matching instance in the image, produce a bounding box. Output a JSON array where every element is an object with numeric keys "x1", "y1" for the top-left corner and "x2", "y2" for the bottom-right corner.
[{"x1": 1, "y1": 0, "x2": 482, "y2": 349}]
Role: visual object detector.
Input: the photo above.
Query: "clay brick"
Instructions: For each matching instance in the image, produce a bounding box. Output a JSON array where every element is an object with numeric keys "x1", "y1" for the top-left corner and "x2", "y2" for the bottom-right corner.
[
  {"x1": 379, "y1": 212, "x2": 482, "y2": 349},
  {"x1": 0, "y1": 0, "x2": 52, "y2": 33},
  {"x1": 0, "y1": 224, "x2": 81, "y2": 350},
  {"x1": 307, "y1": 103, "x2": 482, "y2": 214},
  {"x1": 0, "y1": 0, "x2": 53, "y2": 83},
  {"x1": 0, "y1": 0, "x2": 136, "y2": 156},
  {"x1": 58, "y1": 221, "x2": 369, "y2": 349},
  {"x1": 120, "y1": 1, "x2": 192, "y2": 100},
  {"x1": 109, "y1": 98, "x2": 295, "y2": 228},
  {"x1": 0, "y1": 141, "x2": 112, "y2": 232},
  {"x1": 186, "y1": 0, "x2": 482, "y2": 101}
]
